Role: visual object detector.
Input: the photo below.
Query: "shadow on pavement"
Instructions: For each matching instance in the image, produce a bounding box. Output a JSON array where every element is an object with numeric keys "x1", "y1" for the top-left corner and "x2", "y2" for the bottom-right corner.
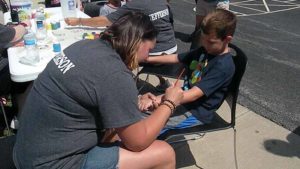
[
  {"x1": 171, "y1": 137, "x2": 204, "y2": 169},
  {"x1": 263, "y1": 126, "x2": 300, "y2": 158},
  {"x1": 292, "y1": 126, "x2": 300, "y2": 136}
]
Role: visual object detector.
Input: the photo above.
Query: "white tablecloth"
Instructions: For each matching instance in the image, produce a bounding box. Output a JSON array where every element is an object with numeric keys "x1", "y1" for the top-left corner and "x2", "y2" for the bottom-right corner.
[{"x1": 6, "y1": 7, "x2": 104, "y2": 82}]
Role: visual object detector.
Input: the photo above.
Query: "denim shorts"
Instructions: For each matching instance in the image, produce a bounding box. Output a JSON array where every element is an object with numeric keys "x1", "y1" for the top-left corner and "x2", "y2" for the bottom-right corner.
[{"x1": 81, "y1": 142, "x2": 120, "y2": 169}]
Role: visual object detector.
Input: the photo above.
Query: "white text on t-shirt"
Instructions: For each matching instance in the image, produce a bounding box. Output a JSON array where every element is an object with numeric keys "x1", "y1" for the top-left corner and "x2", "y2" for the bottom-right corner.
[
  {"x1": 53, "y1": 53, "x2": 75, "y2": 74},
  {"x1": 149, "y1": 8, "x2": 169, "y2": 21}
]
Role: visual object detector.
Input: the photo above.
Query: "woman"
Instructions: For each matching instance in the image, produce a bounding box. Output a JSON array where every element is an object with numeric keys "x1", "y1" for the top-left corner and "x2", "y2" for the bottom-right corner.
[{"x1": 13, "y1": 12, "x2": 183, "y2": 169}]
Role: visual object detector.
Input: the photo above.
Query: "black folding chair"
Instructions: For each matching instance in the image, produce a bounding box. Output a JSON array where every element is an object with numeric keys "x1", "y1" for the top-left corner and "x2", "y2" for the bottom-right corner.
[{"x1": 137, "y1": 43, "x2": 248, "y2": 141}]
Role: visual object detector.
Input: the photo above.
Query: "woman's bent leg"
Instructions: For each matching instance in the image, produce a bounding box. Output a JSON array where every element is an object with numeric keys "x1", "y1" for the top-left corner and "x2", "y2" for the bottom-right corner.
[{"x1": 119, "y1": 140, "x2": 175, "y2": 169}]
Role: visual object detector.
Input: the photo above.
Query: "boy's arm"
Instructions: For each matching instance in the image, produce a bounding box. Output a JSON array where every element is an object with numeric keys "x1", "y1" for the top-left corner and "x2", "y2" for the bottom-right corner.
[
  {"x1": 142, "y1": 84, "x2": 203, "y2": 110},
  {"x1": 65, "y1": 16, "x2": 112, "y2": 27},
  {"x1": 150, "y1": 86, "x2": 204, "y2": 105},
  {"x1": 181, "y1": 86, "x2": 204, "y2": 104},
  {"x1": 145, "y1": 53, "x2": 179, "y2": 64}
]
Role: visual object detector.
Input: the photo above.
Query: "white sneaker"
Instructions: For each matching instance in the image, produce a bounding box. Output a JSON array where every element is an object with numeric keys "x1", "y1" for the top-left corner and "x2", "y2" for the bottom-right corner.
[{"x1": 10, "y1": 116, "x2": 19, "y2": 130}]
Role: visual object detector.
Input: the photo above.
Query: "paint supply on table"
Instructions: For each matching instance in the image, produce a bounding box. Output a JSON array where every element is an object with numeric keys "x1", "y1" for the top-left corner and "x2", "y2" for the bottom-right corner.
[{"x1": 82, "y1": 32, "x2": 100, "y2": 40}]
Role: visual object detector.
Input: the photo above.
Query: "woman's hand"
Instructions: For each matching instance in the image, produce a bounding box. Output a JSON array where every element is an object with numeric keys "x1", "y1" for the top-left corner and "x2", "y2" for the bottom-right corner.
[
  {"x1": 163, "y1": 82, "x2": 184, "y2": 107},
  {"x1": 64, "y1": 17, "x2": 80, "y2": 26}
]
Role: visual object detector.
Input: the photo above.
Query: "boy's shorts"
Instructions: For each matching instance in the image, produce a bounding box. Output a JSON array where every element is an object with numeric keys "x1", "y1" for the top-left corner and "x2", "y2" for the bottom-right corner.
[
  {"x1": 142, "y1": 105, "x2": 204, "y2": 135},
  {"x1": 196, "y1": 0, "x2": 230, "y2": 16},
  {"x1": 81, "y1": 142, "x2": 120, "y2": 169}
]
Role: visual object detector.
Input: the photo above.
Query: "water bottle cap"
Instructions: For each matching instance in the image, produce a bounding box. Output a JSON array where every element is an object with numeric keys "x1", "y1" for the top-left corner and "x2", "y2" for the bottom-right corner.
[
  {"x1": 53, "y1": 43, "x2": 61, "y2": 53},
  {"x1": 24, "y1": 39, "x2": 36, "y2": 45}
]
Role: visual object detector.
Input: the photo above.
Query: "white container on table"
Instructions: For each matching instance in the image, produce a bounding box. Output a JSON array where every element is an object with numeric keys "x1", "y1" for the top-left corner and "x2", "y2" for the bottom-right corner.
[{"x1": 60, "y1": 0, "x2": 77, "y2": 18}]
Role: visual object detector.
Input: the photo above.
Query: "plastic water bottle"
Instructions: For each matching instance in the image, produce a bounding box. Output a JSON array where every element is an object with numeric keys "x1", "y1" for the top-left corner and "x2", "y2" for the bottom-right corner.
[
  {"x1": 23, "y1": 31, "x2": 40, "y2": 64},
  {"x1": 35, "y1": 8, "x2": 47, "y2": 44},
  {"x1": 52, "y1": 40, "x2": 64, "y2": 65},
  {"x1": 61, "y1": 0, "x2": 77, "y2": 18},
  {"x1": 53, "y1": 40, "x2": 62, "y2": 56}
]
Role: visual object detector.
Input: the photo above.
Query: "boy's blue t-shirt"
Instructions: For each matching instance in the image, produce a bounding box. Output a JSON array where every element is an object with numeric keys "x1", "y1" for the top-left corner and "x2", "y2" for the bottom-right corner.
[{"x1": 178, "y1": 47, "x2": 235, "y2": 123}]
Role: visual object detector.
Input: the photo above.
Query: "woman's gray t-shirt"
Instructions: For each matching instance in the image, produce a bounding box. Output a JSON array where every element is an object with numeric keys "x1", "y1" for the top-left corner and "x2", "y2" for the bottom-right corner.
[{"x1": 14, "y1": 39, "x2": 142, "y2": 168}]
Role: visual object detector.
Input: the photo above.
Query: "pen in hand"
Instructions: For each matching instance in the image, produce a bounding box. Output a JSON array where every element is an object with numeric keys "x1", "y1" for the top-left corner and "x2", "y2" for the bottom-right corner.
[{"x1": 174, "y1": 68, "x2": 185, "y2": 86}]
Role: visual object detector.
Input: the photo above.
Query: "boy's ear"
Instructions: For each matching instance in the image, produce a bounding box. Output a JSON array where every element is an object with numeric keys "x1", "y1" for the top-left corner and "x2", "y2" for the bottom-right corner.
[{"x1": 224, "y1": 36, "x2": 233, "y2": 43}]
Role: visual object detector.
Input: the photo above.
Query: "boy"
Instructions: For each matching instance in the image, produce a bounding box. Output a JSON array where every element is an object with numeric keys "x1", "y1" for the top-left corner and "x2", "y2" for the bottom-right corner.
[{"x1": 139, "y1": 9, "x2": 237, "y2": 132}]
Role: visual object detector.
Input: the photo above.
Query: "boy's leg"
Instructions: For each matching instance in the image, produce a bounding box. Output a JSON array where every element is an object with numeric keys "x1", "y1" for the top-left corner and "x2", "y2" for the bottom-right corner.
[
  {"x1": 161, "y1": 106, "x2": 204, "y2": 134},
  {"x1": 141, "y1": 106, "x2": 204, "y2": 135},
  {"x1": 119, "y1": 140, "x2": 176, "y2": 169}
]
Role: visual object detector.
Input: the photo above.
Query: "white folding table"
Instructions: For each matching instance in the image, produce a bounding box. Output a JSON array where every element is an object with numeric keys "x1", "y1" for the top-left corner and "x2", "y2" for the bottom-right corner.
[{"x1": 5, "y1": 7, "x2": 104, "y2": 82}]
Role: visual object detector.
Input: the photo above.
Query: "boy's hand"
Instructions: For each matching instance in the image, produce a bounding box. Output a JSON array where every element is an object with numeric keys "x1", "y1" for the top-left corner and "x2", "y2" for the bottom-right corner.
[
  {"x1": 138, "y1": 97, "x2": 154, "y2": 111},
  {"x1": 65, "y1": 18, "x2": 80, "y2": 26},
  {"x1": 138, "y1": 93, "x2": 159, "y2": 111}
]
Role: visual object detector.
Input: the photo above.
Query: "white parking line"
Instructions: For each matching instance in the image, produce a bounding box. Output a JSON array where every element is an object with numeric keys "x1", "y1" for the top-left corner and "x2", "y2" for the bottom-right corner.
[
  {"x1": 230, "y1": 0, "x2": 300, "y2": 16},
  {"x1": 262, "y1": 0, "x2": 270, "y2": 12}
]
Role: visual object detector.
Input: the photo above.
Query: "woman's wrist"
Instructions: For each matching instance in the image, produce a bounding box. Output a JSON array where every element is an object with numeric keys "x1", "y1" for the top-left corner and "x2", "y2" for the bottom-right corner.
[
  {"x1": 159, "y1": 102, "x2": 174, "y2": 114},
  {"x1": 159, "y1": 99, "x2": 176, "y2": 114},
  {"x1": 161, "y1": 99, "x2": 176, "y2": 109}
]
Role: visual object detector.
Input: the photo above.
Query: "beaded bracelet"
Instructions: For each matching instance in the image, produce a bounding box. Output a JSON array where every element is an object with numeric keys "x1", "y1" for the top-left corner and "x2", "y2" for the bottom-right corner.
[
  {"x1": 162, "y1": 99, "x2": 176, "y2": 110},
  {"x1": 159, "y1": 102, "x2": 174, "y2": 114}
]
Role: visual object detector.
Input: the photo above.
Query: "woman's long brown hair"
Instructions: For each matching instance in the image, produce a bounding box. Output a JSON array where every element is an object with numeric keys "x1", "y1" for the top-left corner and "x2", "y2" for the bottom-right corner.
[{"x1": 100, "y1": 12, "x2": 158, "y2": 70}]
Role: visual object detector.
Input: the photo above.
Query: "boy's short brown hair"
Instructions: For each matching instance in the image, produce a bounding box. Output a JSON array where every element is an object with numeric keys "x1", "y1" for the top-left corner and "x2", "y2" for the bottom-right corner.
[{"x1": 200, "y1": 9, "x2": 237, "y2": 40}]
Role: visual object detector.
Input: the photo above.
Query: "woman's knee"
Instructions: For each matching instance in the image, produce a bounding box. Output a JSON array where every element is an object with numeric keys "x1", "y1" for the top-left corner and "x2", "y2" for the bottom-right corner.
[
  {"x1": 153, "y1": 140, "x2": 176, "y2": 163},
  {"x1": 119, "y1": 140, "x2": 175, "y2": 169}
]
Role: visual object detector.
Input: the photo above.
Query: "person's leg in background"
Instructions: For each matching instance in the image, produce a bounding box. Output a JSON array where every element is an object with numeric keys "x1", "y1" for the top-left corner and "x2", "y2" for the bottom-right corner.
[
  {"x1": 189, "y1": 0, "x2": 199, "y2": 42},
  {"x1": 190, "y1": 0, "x2": 208, "y2": 50}
]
